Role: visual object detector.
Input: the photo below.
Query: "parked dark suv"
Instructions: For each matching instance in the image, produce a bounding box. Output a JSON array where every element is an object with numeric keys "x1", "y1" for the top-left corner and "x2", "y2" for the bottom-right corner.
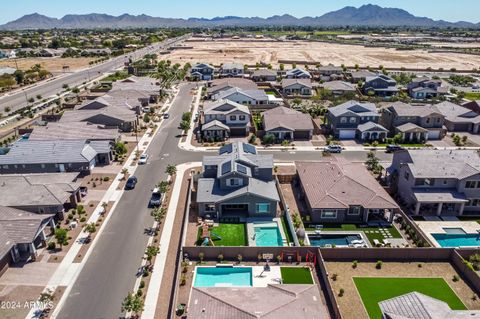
[
  {"x1": 385, "y1": 145, "x2": 404, "y2": 153},
  {"x1": 125, "y1": 176, "x2": 138, "y2": 190}
]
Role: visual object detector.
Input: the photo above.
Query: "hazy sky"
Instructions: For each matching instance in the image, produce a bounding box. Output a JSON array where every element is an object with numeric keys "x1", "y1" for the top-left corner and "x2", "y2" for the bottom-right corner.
[{"x1": 2, "y1": 0, "x2": 479, "y2": 24}]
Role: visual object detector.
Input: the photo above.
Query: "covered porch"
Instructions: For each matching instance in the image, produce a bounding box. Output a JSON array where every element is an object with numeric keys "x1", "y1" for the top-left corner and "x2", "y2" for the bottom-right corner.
[
  {"x1": 396, "y1": 123, "x2": 428, "y2": 142},
  {"x1": 412, "y1": 190, "x2": 468, "y2": 216},
  {"x1": 201, "y1": 120, "x2": 230, "y2": 139},
  {"x1": 357, "y1": 122, "x2": 388, "y2": 142}
]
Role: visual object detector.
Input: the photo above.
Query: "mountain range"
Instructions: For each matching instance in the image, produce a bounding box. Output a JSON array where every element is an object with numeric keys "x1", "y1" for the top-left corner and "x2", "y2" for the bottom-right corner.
[{"x1": 1, "y1": 5, "x2": 479, "y2": 30}]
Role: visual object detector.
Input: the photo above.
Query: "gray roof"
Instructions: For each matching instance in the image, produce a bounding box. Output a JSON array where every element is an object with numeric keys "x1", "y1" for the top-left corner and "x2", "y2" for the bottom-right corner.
[
  {"x1": 192, "y1": 63, "x2": 214, "y2": 70},
  {"x1": 395, "y1": 149, "x2": 480, "y2": 179},
  {"x1": 320, "y1": 81, "x2": 356, "y2": 92},
  {"x1": 60, "y1": 106, "x2": 137, "y2": 123},
  {"x1": 286, "y1": 68, "x2": 311, "y2": 78},
  {"x1": 202, "y1": 120, "x2": 230, "y2": 131},
  {"x1": 380, "y1": 292, "x2": 480, "y2": 319},
  {"x1": 29, "y1": 122, "x2": 120, "y2": 141},
  {"x1": 435, "y1": 101, "x2": 480, "y2": 125},
  {"x1": 387, "y1": 102, "x2": 443, "y2": 118},
  {"x1": 328, "y1": 100, "x2": 378, "y2": 118},
  {"x1": 0, "y1": 140, "x2": 108, "y2": 166},
  {"x1": 252, "y1": 69, "x2": 277, "y2": 77},
  {"x1": 351, "y1": 70, "x2": 377, "y2": 79},
  {"x1": 0, "y1": 67, "x2": 16, "y2": 76},
  {"x1": 221, "y1": 62, "x2": 244, "y2": 70},
  {"x1": 196, "y1": 178, "x2": 279, "y2": 203},
  {"x1": 110, "y1": 76, "x2": 159, "y2": 95},
  {"x1": 203, "y1": 99, "x2": 250, "y2": 116},
  {"x1": 202, "y1": 142, "x2": 273, "y2": 170},
  {"x1": 216, "y1": 87, "x2": 268, "y2": 102},
  {"x1": 396, "y1": 123, "x2": 429, "y2": 133},
  {"x1": 357, "y1": 121, "x2": 388, "y2": 132},
  {"x1": 0, "y1": 173, "x2": 81, "y2": 207},
  {"x1": 0, "y1": 206, "x2": 53, "y2": 245},
  {"x1": 281, "y1": 78, "x2": 313, "y2": 89},
  {"x1": 262, "y1": 107, "x2": 314, "y2": 132},
  {"x1": 188, "y1": 284, "x2": 327, "y2": 319},
  {"x1": 318, "y1": 64, "x2": 343, "y2": 72},
  {"x1": 207, "y1": 78, "x2": 257, "y2": 94}
]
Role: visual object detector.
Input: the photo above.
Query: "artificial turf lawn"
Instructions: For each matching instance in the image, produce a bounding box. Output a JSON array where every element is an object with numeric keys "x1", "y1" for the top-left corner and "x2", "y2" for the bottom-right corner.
[
  {"x1": 353, "y1": 277, "x2": 466, "y2": 319},
  {"x1": 281, "y1": 267, "x2": 314, "y2": 284},
  {"x1": 197, "y1": 223, "x2": 247, "y2": 246},
  {"x1": 308, "y1": 224, "x2": 402, "y2": 244}
]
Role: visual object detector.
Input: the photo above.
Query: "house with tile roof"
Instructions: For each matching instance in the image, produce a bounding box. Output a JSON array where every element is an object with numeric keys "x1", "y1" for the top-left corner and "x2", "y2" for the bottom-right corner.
[
  {"x1": 252, "y1": 69, "x2": 277, "y2": 82},
  {"x1": 285, "y1": 68, "x2": 311, "y2": 79},
  {"x1": 220, "y1": 62, "x2": 245, "y2": 77},
  {"x1": 319, "y1": 81, "x2": 356, "y2": 96},
  {"x1": 207, "y1": 78, "x2": 258, "y2": 98},
  {"x1": 196, "y1": 142, "x2": 279, "y2": 218},
  {"x1": 435, "y1": 101, "x2": 480, "y2": 134},
  {"x1": 262, "y1": 106, "x2": 314, "y2": 141},
  {"x1": 296, "y1": 159, "x2": 399, "y2": 224},
  {"x1": 28, "y1": 122, "x2": 120, "y2": 142},
  {"x1": 388, "y1": 149, "x2": 480, "y2": 216},
  {"x1": 363, "y1": 74, "x2": 398, "y2": 97},
  {"x1": 201, "y1": 99, "x2": 251, "y2": 139},
  {"x1": 281, "y1": 79, "x2": 313, "y2": 96},
  {"x1": 190, "y1": 63, "x2": 215, "y2": 81},
  {"x1": 213, "y1": 87, "x2": 269, "y2": 106}
]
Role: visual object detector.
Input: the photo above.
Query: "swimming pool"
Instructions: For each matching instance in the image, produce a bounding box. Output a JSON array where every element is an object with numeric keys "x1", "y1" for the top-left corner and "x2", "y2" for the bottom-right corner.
[
  {"x1": 194, "y1": 267, "x2": 253, "y2": 287},
  {"x1": 308, "y1": 234, "x2": 362, "y2": 247},
  {"x1": 432, "y1": 233, "x2": 480, "y2": 248},
  {"x1": 254, "y1": 226, "x2": 283, "y2": 246}
]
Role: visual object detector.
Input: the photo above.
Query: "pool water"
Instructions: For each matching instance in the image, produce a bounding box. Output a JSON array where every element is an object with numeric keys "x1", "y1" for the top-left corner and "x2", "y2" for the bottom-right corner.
[
  {"x1": 194, "y1": 267, "x2": 252, "y2": 287},
  {"x1": 432, "y1": 233, "x2": 480, "y2": 247},
  {"x1": 309, "y1": 234, "x2": 362, "y2": 247},
  {"x1": 254, "y1": 226, "x2": 283, "y2": 246}
]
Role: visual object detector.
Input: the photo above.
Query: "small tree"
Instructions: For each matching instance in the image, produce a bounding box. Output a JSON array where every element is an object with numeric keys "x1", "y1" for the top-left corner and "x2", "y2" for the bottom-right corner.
[
  {"x1": 339, "y1": 288, "x2": 345, "y2": 297},
  {"x1": 180, "y1": 120, "x2": 191, "y2": 131},
  {"x1": 157, "y1": 180, "x2": 170, "y2": 194},
  {"x1": 55, "y1": 228, "x2": 68, "y2": 249},
  {"x1": 145, "y1": 245, "x2": 160, "y2": 266},
  {"x1": 84, "y1": 222, "x2": 97, "y2": 239},
  {"x1": 375, "y1": 260, "x2": 383, "y2": 269},
  {"x1": 101, "y1": 202, "x2": 108, "y2": 214},
  {"x1": 262, "y1": 133, "x2": 276, "y2": 145},
  {"x1": 121, "y1": 292, "x2": 144, "y2": 317},
  {"x1": 165, "y1": 164, "x2": 177, "y2": 177},
  {"x1": 121, "y1": 168, "x2": 129, "y2": 180},
  {"x1": 237, "y1": 254, "x2": 243, "y2": 264},
  {"x1": 198, "y1": 252, "x2": 204, "y2": 263},
  {"x1": 218, "y1": 254, "x2": 224, "y2": 262},
  {"x1": 114, "y1": 142, "x2": 127, "y2": 155}
]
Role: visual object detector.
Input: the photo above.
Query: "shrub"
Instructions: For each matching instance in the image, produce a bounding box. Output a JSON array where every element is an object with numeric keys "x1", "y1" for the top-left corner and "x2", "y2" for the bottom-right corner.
[
  {"x1": 339, "y1": 288, "x2": 345, "y2": 297},
  {"x1": 80, "y1": 217, "x2": 86, "y2": 222},
  {"x1": 352, "y1": 260, "x2": 358, "y2": 269},
  {"x1": 217, "y1": 254, "x2": 224, "y2": 262},
  {"x1": 136, "y1": 289, "x2": 143, "y2": 297},
  {"x1": 331, "y1": 273, "x2": 338, "y2": 281},
  {"x1": 103, "y1": 176, "x2": 110, "y2": 182},
  {"x1": 453, "y1": 275, "x2": 459, "y2": 282},
  {"x1": 47, "y1": 242, "x2": 56, "y2": 250},
  {"x1": 375, "y1": 260, "x2": 383, "y2": 269}
]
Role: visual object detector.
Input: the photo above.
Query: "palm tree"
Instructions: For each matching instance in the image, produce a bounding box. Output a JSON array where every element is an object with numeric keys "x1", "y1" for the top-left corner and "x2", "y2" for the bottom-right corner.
[{"x1": 121, "y1": 168, "x2": 129, "y2": 180}]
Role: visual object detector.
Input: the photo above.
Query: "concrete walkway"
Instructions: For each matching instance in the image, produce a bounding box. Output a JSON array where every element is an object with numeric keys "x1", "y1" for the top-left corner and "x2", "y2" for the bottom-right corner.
[
  {"x1": 25, "y1": 87, "x2": 180, "y2": 319},
  {"x1": 141, "y1": 162, "x2": 200, "y2": 319}
]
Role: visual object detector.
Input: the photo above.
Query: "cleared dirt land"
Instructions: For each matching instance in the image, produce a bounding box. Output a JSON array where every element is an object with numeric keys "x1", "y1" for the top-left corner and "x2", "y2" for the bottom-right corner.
[
  {"x1": 160, "y1": 39, "x2": 480, "y2": 69},
  {"x1": 0, "y1": 57, "x2": 95, "y2": 73}
]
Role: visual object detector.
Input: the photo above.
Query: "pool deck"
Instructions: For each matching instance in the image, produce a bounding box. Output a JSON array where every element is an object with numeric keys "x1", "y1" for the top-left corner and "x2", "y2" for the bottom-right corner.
[
  {"x1": 192, "y1": 265, "x2": 285, "y2": 287},
  {"x1": 305, "y1": 230, "x2": 372, "y2": 248},
  {"x1": 247, "y1": 218, "x2": 288, "y2": 247},
  {"x1": 416, "y1": 221, "x2": 480, "y2": 247}
]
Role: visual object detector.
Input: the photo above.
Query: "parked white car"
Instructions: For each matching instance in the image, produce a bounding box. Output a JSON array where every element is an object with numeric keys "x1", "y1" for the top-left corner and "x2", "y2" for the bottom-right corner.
[{"x1": 139, "y1": 153, "x2": 148, "y2": 164}]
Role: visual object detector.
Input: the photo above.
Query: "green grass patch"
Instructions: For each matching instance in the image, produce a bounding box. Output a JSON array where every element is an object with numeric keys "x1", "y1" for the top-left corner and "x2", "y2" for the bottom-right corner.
[
  {"x1": 197, "y1": 223, "x2": 247, "y2": 246},
  {"x1": 281, "y1": 267, "x2": 313, "y2": 284},
  {"x1": 376, "y1": 143, "x2": 426, "y2": 148},
  {"x1": 306, "y1": 224, "x2": 402, "y2": 245},
  {"x1": 354, "y1": 277, "x2": 466, "y2": 319},
  {"x1": 281, "y1": 216, "x2": 294, "y2": 244},
  {"x1": 101, "y1": 70, "x2": 130, "y2": 82},
  {"x1": 465, "y1": 92, "x2": 480, "y2": 100}
]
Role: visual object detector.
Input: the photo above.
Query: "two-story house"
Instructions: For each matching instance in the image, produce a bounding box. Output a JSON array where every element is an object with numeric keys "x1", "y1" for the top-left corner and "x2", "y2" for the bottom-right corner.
[
  {"x1": 196, "y1": 142, "x2": 279, "y2": 218},
  {"x1": 220, "y1": 63, "x2": 245, "y2": 77},
  {"x1": 380, "y1": 102, "x2": 446, "y2": 141},
  {"x1": 281, "y1": 79, "x2": 313, "y2": 96},
  {"x1": 388, "y1": 149, "x2": 480, "y2": 216},
  {"x1": 435, "y1": 101, "x2": 480, "y2": 134},
  {"x1": 190, "y1": 63, "x2": 215, "y2": 81},
  {"x1": 213, "y1": 87, "x2": 269, "y2": 106},
  {"x1": 407, "y1": 77, "x2": 444, "y2": 100},
  {"x1": 297, "y1": 159, "x2": 399, "y2": 224},
  {"x1": 325, "y1": 100, "x2": 387, "y2": 141},
  {"x1": 285, "y1": 68, "x2": 311, "y2": 79},
  {"x1": 363, "y1": 74, "x2": 398, "y2": 97},
  {"x1": 200, "y1": 99, "x2": 251, "y2": 139}
]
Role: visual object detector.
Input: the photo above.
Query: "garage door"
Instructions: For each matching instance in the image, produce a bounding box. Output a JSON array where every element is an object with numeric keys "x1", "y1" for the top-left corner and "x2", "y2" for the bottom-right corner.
[
  {"x1": 428, "y1": 130, "x2": 441, "y2": 140},
  {"x1": 339, "y1": 130, "x2": 356, "y2": 139}
]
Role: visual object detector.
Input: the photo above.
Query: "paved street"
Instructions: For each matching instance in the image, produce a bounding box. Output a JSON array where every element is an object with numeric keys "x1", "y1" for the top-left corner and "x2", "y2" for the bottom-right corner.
[
  {"x1": 55, "y1": 83, "x2": 392, "y2": 319},
  {"x1": 0, "y1": 36, "x2": 188, "y2": 115}
]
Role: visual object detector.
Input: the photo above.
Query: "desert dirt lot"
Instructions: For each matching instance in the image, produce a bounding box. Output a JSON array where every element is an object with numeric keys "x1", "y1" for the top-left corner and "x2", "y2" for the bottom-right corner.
[
  {"x1": 160, "y1": 39, "x2": 480, "y2": 69},
  {"x1": 0, "y1": 57, "x2": 95, "y2": 74}
]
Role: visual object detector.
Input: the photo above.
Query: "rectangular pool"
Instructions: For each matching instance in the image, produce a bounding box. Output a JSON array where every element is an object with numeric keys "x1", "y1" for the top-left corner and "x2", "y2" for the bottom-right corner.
[
  {"x1": 194, "y1": 267, "x2": 253, "y2": 287},
  {"x1": 309, "y1": 234, "x2": 363, "y2": 247},
  {"x1": 432, "y1": 233, "x2": 480, "y2": 247},
  {"x1": 254, "y1": 226, "x2": 283, "y2": 246}
]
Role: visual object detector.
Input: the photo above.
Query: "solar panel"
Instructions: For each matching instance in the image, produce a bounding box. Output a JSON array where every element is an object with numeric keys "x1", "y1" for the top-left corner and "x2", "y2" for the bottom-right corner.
[
  {"x1": 242, "y1": 143, "x2": 256, "y2": 155},
  {"x1": 219, "y1": 143, "x2": 233, "y2": 155},
  {"x1": 236, "y1": 164, "x2": 247, "y2": 174},
  {"x1": 221, "y1": 161, "x2": 232, "y2": 175}
]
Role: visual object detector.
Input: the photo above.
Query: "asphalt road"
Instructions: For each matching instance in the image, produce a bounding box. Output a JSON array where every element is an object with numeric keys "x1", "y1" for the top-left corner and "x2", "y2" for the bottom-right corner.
[
  {"x1": 56, "y1": 84, "x2": 393, "y2": 319},
  {"x1": 0, "y1": 36, "x2": 188, "y2": 115}
]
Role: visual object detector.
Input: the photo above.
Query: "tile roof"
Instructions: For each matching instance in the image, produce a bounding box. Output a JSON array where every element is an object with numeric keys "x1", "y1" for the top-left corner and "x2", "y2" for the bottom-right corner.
[
  {"x1": 281, "y1": 78, "x2": 313, "y2": 89},
  {"x1": 29, "y1": 122, "x2": 120, "y2": 141},
  {"x1": 387, "y1": 102, "x2": 443, "y2": 118},
  {"x1": 296, "y1": 159, "x2": 398, "y2": 210},
  {"x1": 60, "y1": 106, "x2": 137, "y2": 123},
  {"x1": 203, "y1": 99, "x2": 250, "y2": 116},
  {"x1": 396, "y1": 123, "x2": 429, "y2": 133},
  {"x1": 0, "y1": 173, "x2": 81, "y2": 207},
  {"x1": 357, "y1": 121, "x2": 388, "y2": 132},
  {"x1": 188, "y1": 284, "x2": 327, "y2": 319},
  {"x1": 262, "y1": 107, "x2": 314, "y2": 132},
  {"x1": 320, "y1": 81, "x2": 356, "y2": 91},
  {"x1": 202, "y1": 120, "x2": 230, "y2": 131},
  {"x1": 207, "y1": 78, "x2": 257, "y2": 94},
  {"x1": 435, "y1": 101, "x2": 480, "y2": 124},
  {"x1": 196, "y1": 178, "x2": 279, "y2": 203},
  {"x1": 216, "y1": 87, "x2": 268, "y2": 102},
  {"x1": 252, "y1": 69, "x2": 277, "y2": 77},
  {"x1": 328, "y1": 100, "x2": 378, "y2": 118}
]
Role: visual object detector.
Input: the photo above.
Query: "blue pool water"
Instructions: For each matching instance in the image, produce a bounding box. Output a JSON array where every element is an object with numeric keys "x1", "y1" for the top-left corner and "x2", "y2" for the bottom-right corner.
[
  {"x1": 254, "y1": 226, "x2": 283, "y2": 246},
  {"x1": 309, "y1": 234, "x2": 362, "y2": 247},
  {"x1": 432, "y1": 233, "x2": 480, "y2": 247},
  {"x1": 194, "y1": 267, "x2": 252, "y2": 287}
]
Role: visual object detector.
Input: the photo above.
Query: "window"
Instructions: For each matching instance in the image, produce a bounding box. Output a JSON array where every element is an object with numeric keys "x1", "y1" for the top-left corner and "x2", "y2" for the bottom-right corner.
[
  {"x1": 348, "y1": 206, "x2": 361, "y2": 215},
  {"x1": 415, "y1": 178, "x2": 433, "y2": 186},
  {"x1": 443, "y1": 180, "x2": 448, "y2": 185},
  {"x1": 467, "y1": 199, "x2": 480, "y2": 207},
  {"x1": 228, "y1": 178, "x2": 242, "y2": 186},
  {"x1": 466, "y1": 181, "x2": 477, "y2": 189},
  {"x1": 205, "y1": 204, "x2": 216, "y2": 212},
  {"x1": 340, "y1": 117, "x2": 347, "y2": 123},
  {"x1": 256, "y1": 203, "x2": 270, "y2": 213},
  {"x1": 2, "y1": 165, "x2": 8, "y2": 169},
  {"x1": 349, "y1": 117, "x2": 356, "y2": 123},
  {"x1": 41, "y1": 164, "x2": 46, "y2": 168},
  {"x1": 426, "y1": 118, "x2": 431, "y2": 124},
  {"x1": 239, "y1": 115, "x2": 246, "y2": 121},
  {"x1": 230, "y1": 115, "x2": 237, "y2": 121},
  {"x1": 436, "y1": 118, "x2": 441, "y2": 123},
  {"x1": 321, "y1": 210, "x2": 337, "y2": 219}
]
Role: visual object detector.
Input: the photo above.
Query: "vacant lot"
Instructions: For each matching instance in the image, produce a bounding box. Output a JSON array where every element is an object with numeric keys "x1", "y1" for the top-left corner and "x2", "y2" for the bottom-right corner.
[
  {"x1": 160, "y1": 39, "x2": 480, "y2": 70},
  {"x1": 0, "y1": 57, "x2": 95, "y2": 73}
]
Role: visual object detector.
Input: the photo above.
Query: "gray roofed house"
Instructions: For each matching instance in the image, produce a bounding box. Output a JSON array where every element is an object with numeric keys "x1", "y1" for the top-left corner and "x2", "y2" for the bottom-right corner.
[
  {"x1": 296, "y1": 159, "x2": 399, "y2": 224},
  {"x1": 380, "y1": 292, "x2": 480, "y2": 319},
  {"x1": 286, "y1": 68, "x2": 311, "y2": 79},
  {"x1": 201, "y1": 99, "x2": 251, "y2": 139},
  {"x1": 110, "y1": 76, "x2": 160, "y2": 102},
  {"x1": 190, "y1": 63, "x2": 214, "y2": 81},
  {"x1": 317, "y1": 64, "x2": 343, "y2": 76},
  {"x1": 252, "y1": 69, "x2": 277, "y2": 82},
  {"x1": 281, "y1": 79, "x2": 313, "y2": 96},
  {"x1": 213, "y1": 87, "x2": 269, "y2": 106},
  {"x1": 188, "y1": 284, "x2": 329, "y2": 319},
  {"x1": 262, "y1": 107, "x2": 314, "y2": 141},
  {"x1": 220, "y1": 62, "x2": 245, "y2": 77},
  {"x1": 388, "y1": 149, "x2": 480, "y2": 216},
  {"x1": 59, "y1": 105, "x2": 137, "y2": 132},
  {"x1": 435, "y1": 101, "x2": 480, "y2": 134},
  {"x1": 28, "y1": 122, "x2": 120, "y2": 142},
  {"x1": 0, "y1": 206, "x2": 55, "y2": 267},
  {"x1": 363, "y1": 74, "x2": 398, "y2": 97},
  {"x1": 407, "y1": 77, "x2": 445, "y2": 100},
  {"x1": 350, "y1": 70, "x2": 377, "y2": 83},
  {"x1": 0, "y1": 140, "x2": 112, "y2": 175},
  {"x1": 196, "y1": 142, "x2": 279, "y2": 218},
  {"x1": 207, "y1": 78, "x2": 258, "y2": 97},
  {"x1": 326, "y1": 100, "x2": 385, "y2": 141},
  {"x1": 380, "y1": 102, "x2": 445, "y2": 141},
  {"x1": 319, "y1": 81, "x2": 356, "y2": 96},
  {"x1": 0, "y1": 173, "x2": 81, "y2": 215}
]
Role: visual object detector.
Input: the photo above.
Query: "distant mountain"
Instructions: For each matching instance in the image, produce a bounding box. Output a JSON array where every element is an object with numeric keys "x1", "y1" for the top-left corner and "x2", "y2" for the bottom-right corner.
[{"x1": 1, "y1": 5, "x2": 478, "y2": 30}]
